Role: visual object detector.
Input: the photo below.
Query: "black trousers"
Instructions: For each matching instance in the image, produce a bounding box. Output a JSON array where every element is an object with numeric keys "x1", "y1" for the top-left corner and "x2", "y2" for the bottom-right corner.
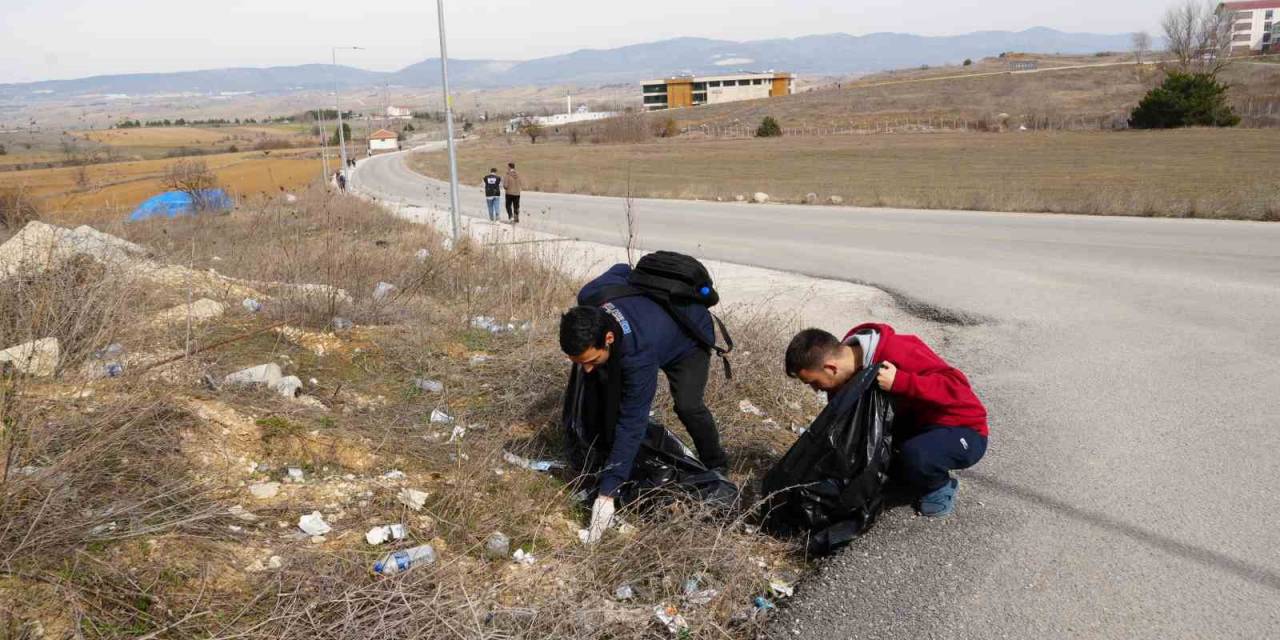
[
  {"x1": 505, "y1": 194, "x2": 521, "y2": 219},
  {"x1": 663, "y1": 348, "x2": 728, "y2": 470}
]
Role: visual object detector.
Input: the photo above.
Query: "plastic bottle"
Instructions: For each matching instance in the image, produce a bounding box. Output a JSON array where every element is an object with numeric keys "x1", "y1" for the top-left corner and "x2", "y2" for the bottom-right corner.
[{"x1": 373, "y1": 544, "x2": 437, "y2": 575}]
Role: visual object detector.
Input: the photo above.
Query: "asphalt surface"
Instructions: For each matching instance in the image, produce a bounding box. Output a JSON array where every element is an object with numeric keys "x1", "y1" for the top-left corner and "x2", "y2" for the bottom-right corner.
[{"x1": 353, "y1": 148, "x2": 1280, "y2": 639}]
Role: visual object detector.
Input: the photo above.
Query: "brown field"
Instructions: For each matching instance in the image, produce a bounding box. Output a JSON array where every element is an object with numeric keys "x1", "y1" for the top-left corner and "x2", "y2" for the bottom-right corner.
[
  {"x1": 570, "y1": 59, "x2": 1280, "y2": 134},
  {"x1": 0, "y1": 149, "x2": 324, "y2": 225},
  {"x1": 414, "y1": 129, "x2": 1280, "y2": 220},
  {"x1": 76, "y1": 124, "x2": 314, "y2": 156}
]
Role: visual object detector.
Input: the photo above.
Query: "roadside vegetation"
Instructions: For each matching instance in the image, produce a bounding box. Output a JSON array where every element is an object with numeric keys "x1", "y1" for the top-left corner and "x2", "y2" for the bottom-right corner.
[{"x1": 0, "y1": 187, "x2": 821, "y2": 638}]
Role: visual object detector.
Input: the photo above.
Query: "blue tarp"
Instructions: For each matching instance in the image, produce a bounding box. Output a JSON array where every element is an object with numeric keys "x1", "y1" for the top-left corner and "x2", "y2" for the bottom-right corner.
[{"x1": 128, "y1": 189, "x2": 232, "y2": 221}]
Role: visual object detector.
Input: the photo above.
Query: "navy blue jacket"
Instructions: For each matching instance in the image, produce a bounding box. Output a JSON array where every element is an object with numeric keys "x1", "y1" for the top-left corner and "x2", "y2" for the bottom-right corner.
[{"x1": 578, "y1": 263, "x2": 713, "y2": 497}]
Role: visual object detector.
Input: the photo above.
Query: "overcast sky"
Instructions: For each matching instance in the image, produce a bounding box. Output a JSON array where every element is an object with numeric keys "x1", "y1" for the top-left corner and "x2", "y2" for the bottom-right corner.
[{"x1": 3, "y1": 0, "x2": 1172, "y2": 84}]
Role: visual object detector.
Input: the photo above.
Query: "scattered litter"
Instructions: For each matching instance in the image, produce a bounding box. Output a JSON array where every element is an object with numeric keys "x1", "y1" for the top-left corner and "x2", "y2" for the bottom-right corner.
[
  {"x1": 249, "y1": 482, "x2": 280, "y2": 500},
  {"x1": 246, "y1": 555, "x2": 284, "y2": 572},
  {"x1": 739, "y1": 399, "x2": 764, "y2": 416},
  {"x1": 484, "y1": 532, "x2": 510, "y2": 559},
  {"x1": 365, "y1": 524, "x2": 408, "y2": 545},
  {"x1": 383, "y1": 470, "x2": 406, "y2": 480},
  {"x1": 791, "y1": 425, "x2": 807, "y2": 436},
  {"x1": 430, "y1": 408, "x2": 454, "y2": 424},
  {"x1": 503, "y1": 451, "x2": 564, "y2": 472},
  {"x1": 512, "y1": 548, "x2": 536, "y2": 565},
  {"x1": 448, "y1": 425, "x2": 466, "y2": 442},
  {"x1": 762, "y1": 418, "x2": 779, "y2": 429},
  {"x1": 372, "y1": 282, "x2": 396, "y2": 301},
  {"x1": 577, "y1": 529, "x2": 591, "y2": 544},
  {"x1": 614, "y1": 584, "x2": 636, "y2": 601},
  {"x1": 468, "y1": 354, "x2": 491, "y2": 366},
  {"x1": 89, "y1": 522, "x2": 118, "y2": 536},
  {"x1": 769, "y1": 579, "x2": 795, "y2": 598},
  {"x1": 15, "y1": 466, "x2": 43, "y2": 476},
  {"x1": 286, "y1": 467, "x2": 305, "y2": 482},
  {"x1": 685, "y1": 588, "x2": 718, "y2": 606},
  {"x1": 285, "y1": 193, "x2": 298, "y2": 203},
  {"x1": 310, "y1": 535, "x2": 326, "y2": 544},
  {"x1": 298, "y1": 511, "x2": 331, "y2": 536},
  {"x1": 398, "y1": 488, "x2": 429, "y2": 511},
  {"x1": 471, "y1": 316, "x2": 500, "y2": 332},
  {"x1": 415, "y1": 248, "x2": 430, "y2": 262},
  {"x1": 332, "y1": 317, "x2": 353, "y2": 331},
  {"x1": 374, "y1": 544, "x2": 437, "y2": 575},
  {"x1": 228, "y1": 505, "x2": 260, "y2": 522},
  {"x1": 242, "y1": 298, "x2": 262, "y2": 313},
  {"x1": 653, "y1": 604, "x2": 689, "y2": 635},
  {"x1": 413, "y1": 378, "x2": 444, "y2": 393},
  {"x1": 753, "y1": 596, "x2": 776, "y2": 612},
  {"x1": 105, "y1": 363, "x2": 124, "y2": 378}
]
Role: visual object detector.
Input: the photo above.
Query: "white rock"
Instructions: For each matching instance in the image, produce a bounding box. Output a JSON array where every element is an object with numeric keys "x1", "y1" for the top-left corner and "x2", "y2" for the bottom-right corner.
[
  {"x1": 739, "y1": 399, "x2": 764, "y2": 416},
  {"x1": 734, "y1": 194, "x2": 746, "y2": 202},
  {"x1": 0, "y1": 338, "x2": 60, "y2": 377},
  {"x1": 224, "y1": 363, "x2": 284, "y2": 387},
  {"x1": 485, "y1": 531, "x2": 510, "y2": 559},
  {"x1": 383, "y1": 470, "x2": 406, "y2": 480},
  {"x1": 828, "y1": 195, "x2": 844, "y2": 205},
  {"x1": 398, "y1": 488, "x2": 428, "y2": 511},
  {"x1": 151, "y1": 298, "x2": 225, "y2": 325},
  {"x1": 0, "y1": 221, "x2": 145, "y2": 278},
  {"x1": 415, "y1": 248, "x2": 430, "y2": 262},
  {"x1": 298, "y1": 511, "x2": 331, "y2": 536},
  {"x1": 249, "y1": 482, "x2": 281, "y2": 500},
  {"x1": 273, "y1": 375, "x2": 303, "y2": 398},
  {"x1": 512, "y1": 548, "x2": 536, "y2": 565},
  {"x1": 804, "y1": 192, "x2": 819, "y2": 204},
  {"x1": 468, "y1": 355, "x2": 491, "y2": 366},
  {"x1": 752, "y1": 192, "x2": 770, "y2": 204},
  {"x1": 293, "y1": 395, "x2": 326, "y2": 409},
  {"x1": 372, "y1": 282, "x2": 396, "y2": 301}
]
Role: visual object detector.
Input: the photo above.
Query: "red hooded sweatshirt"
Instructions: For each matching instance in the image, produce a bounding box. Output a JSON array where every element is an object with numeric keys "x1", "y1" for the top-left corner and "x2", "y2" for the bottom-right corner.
[{"x1": 844, "y1": 323, "x2": 989, "y2": 437}]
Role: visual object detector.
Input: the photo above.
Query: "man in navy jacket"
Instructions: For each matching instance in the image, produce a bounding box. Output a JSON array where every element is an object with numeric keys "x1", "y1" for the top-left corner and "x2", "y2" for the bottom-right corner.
[{"x1": 560, "y1": 263, "x2": 728, "y2": 542}]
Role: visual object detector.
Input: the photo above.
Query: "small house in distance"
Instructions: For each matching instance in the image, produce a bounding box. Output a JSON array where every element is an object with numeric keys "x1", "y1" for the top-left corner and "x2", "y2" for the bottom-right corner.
[{"x1": 368, "y1": 129, "x2": 400, "y2": 154}]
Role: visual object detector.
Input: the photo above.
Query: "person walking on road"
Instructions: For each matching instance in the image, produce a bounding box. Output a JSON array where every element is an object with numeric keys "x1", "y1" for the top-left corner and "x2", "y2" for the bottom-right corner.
[
  {"x1": 504, "y1": 162, "x2": 522, "y2": 223},
  {"x1": 335, "y1": 171, "x2": 347, "y2": 193},
  {"x1": 482, "y1": 168, "x2": 502, "y2": 222},
  {"x1": 784, "y1": 324, "x2": 989, "y2": 517}
]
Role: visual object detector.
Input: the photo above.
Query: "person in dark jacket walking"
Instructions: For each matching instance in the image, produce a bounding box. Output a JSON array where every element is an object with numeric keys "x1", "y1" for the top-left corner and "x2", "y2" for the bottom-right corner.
[
  {"x1": 504, "y1": 162, "x2": 522, "y2": 223},
  {"x1": 482, "y1": 168, "x2": 502, "y2": 222},
  {"x1": 560, "y1": 263, "x2": 728, "y2": 542},
  {"x1": 784, "y1": 324, "x2": 989, "y2": 517}
]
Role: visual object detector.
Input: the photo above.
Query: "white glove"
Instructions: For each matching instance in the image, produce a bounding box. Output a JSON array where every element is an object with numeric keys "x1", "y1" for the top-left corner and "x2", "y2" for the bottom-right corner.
[{"x1": 585, "y1": 495, "x2": 616, "y2": 544}]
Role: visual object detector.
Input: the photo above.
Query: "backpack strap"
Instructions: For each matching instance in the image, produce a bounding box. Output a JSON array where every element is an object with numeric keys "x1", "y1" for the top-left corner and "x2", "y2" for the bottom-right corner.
[{"x1": 584, "y1": 285, "x2": 735, "y2": 379}]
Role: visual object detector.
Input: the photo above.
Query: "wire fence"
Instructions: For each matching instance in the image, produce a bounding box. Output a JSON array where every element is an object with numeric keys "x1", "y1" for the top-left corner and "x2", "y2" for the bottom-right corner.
[{"x1": 682, "y1": 97, "x2": 1280, "y2": 138}]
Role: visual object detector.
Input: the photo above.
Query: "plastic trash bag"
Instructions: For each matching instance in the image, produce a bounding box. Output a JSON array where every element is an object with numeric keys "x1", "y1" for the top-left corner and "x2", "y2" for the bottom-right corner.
[
  {"x1": 760, "y1": 363, "x2": 894, "y2": 555},
  {"x1": 562, "y1": 363, "x2": 738, "y2": 509}
]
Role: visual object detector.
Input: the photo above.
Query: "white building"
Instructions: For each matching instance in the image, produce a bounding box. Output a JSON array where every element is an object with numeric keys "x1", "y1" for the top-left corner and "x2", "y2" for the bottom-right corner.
[
  {"x1": 386, "y1": 105, "x2": 413, "y2": 120},
  {"x1": 1219, "y1": 1, "x2": 1280, "y2": 53},
  {"x1": 368, "y1": 129, "x2": 400, "y2": 153},
  {"x1": 505, "y1": 99, "x2": 619, "y2": 133},
  {"x1": 640, "y1": 71, "x2": 795, "y2": 111}
]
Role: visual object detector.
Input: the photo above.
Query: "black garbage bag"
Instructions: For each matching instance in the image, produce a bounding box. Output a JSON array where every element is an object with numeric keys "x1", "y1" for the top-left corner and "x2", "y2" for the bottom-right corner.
[
  {"x1": 562, "y1": 362, "x2": 739, "y2": 509},
  {"x1": 760, "y1": 363, "x2": 894, "y2": 555}
]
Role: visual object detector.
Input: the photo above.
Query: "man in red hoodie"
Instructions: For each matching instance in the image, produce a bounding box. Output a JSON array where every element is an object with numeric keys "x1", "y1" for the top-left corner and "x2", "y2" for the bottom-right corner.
[{"x1": 784, "y1": 324, "x2": 989, "y2": 517}]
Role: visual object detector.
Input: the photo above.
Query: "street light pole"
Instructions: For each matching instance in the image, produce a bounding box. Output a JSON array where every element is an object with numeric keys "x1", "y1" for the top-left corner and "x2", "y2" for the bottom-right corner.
[
  {"x1": 436, "y1": 0, "x2": 462, "y2": 241},
  {"x1": 331, "y1": 46, "x2": 363, "y2": 179}
]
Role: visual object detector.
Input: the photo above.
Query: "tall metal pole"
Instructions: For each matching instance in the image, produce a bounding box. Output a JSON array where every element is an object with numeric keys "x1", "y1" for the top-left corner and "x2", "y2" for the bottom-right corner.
[
  {"x1": 436, "y1": 0, "x2": 462, "y2": 241},
  {"x1": 316, "y1": 104, "x2": 330, "y2": 182},
  {"x1": 332, "y1": 46, "x2": 363, "y2": 177}
]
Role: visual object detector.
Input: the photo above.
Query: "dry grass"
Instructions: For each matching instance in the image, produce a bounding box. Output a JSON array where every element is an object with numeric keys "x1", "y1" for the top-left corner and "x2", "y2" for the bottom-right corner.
[
  {"x1": 415, "y1": 129, "x2": 1280, "y2": 220},
  {"x1": 78, "y1": 125, "x2": 311, "y2": 154},
  {"x1": 0, "y1": 150, "x2": 323, "y2": 226},
  {"x1": 0, "y1": 186, "x2": 821, "y2": 638}
]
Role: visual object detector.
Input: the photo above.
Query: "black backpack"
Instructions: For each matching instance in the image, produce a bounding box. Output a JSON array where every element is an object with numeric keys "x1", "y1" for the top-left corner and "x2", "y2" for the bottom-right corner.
[{"x1": 585, "y1": 251, "x2": 735, "y2": 378}]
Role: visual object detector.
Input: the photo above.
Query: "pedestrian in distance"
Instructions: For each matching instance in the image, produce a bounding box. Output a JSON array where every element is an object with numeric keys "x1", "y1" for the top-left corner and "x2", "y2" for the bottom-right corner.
[
  {"x1": 560, "y1": 263, "x2": 730, "y2": 543},
  {"x1": 482, "y1": 168, "x2": 502, "y2": 222},
  {"x1": 504, "y1": 162, "x2": 522, "y2": 223},
  {"x1": 335, "y1": 171, "x2": 346, "y2": 193},
  {"x1": 784, "y1": 324, "x2": 989, "y2": 517}
]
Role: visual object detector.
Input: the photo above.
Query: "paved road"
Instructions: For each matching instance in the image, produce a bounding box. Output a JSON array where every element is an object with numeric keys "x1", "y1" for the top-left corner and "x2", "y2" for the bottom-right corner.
[{"x1": 354, "y1": 149, "x2": 1280, "y2": 639}]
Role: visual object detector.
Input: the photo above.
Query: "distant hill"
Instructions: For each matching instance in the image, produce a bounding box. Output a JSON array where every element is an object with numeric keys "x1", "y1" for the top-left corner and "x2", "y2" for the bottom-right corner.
[{"x1": 0, "y1": 28, "x2": 1142, "y2": 100}]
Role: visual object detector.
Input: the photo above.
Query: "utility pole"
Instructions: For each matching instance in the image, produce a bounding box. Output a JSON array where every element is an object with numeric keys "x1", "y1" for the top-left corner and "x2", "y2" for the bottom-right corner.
[
  {"x1": 436, "y1": 0, "x2": 462, "y2": 241},
  {"x1": 316, "y1": 105, "x2": 330, "y2": 182},
  {"x1": 332, "y1": 46, "x2": 363, "y2": 178}
]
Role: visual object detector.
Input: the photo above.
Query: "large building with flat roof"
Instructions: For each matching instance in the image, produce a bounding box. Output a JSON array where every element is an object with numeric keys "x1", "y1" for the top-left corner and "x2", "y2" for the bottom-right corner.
[
  {"x1": 641, "y1": 72, "x2": 794, "y2": 111},
  {"x1": 1219, "y1": 1, "x2": 1280, "y2": 53}
]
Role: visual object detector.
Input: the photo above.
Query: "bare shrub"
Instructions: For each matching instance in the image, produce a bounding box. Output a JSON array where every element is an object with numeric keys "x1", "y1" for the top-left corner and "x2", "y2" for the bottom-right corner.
[
  {"x1": 596, "y1": 112, "x2": 653, "y2": 144},
  {"x1": 252, "y1": 137, "x2": 298, "y2": 151},
  {"x1": 163, "y1": 159, "x2": 220, "y2": 210},
  {"x1": 1162, "y1": 0, "x2": 1235, "y2": 76},
  {"x1": 0, "y1": 187, "x2": 40, "y2": 231}
]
